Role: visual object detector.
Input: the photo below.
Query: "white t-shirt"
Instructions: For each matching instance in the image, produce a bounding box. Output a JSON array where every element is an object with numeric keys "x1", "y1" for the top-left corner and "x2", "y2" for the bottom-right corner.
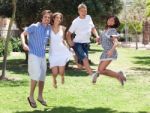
[{"x1": 69, "y1": 15, "x2": 95, "y2": 43}]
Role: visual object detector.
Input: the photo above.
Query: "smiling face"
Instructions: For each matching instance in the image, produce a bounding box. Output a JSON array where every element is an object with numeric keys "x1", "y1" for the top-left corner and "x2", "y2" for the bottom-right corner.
[
  {"x1": 41, "y1": 13, "x2": 51, "y2": 25},
  {"x1": 78, "y1": 7, "x2": 87, "y2": 18},
  {"x1": 107, "y1": 17, "x2": 115, "y2": 27},
  {"x1": 53, "y1": 14, "x2": 62, "y2": 25}
]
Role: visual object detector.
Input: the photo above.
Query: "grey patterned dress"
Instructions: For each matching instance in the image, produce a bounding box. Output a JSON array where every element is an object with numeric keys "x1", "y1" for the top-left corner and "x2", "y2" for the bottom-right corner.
[{"x1": 100, "y1": 28, "x2": 119, "y2": 61}]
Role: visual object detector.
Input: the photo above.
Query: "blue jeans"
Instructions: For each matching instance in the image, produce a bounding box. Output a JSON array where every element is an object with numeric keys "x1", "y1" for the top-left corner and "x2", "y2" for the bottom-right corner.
[{"x1": 73, "y1": 43, "x2": 89, "y2": 64}]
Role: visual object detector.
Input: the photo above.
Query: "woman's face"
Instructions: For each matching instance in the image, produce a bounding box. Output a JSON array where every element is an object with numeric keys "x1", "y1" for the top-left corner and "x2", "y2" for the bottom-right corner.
[
  {"x1": 107, "y1": 17, "x2": 115, "y2": 27},
  {"x1": 54, "y1": 14, "x2": 62, "y2": 25},
  {"x1": 78, "y1": 7, "x2": 87, "y2": 17}
]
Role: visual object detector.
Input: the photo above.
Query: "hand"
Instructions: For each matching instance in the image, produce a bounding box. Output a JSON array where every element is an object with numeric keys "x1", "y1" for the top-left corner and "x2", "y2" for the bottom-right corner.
[
  {"x1": 96, "y1": 37, "x2": 100, "y2": 44},
  {"x1": 23, "y1": 44, "x2": 29, "y2": 51},
  {"x1": 68, "y1": 41, "x2": 74, "y2": 47},
  {"x1": 107, "y1": 50, "x2": 113, "y2": 57}
]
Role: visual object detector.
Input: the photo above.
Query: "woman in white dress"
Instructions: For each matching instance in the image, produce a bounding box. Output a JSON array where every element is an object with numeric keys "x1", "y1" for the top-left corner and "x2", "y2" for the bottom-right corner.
[{"x1": 49, "y1": 12, "x2": 71, "y2": 88}]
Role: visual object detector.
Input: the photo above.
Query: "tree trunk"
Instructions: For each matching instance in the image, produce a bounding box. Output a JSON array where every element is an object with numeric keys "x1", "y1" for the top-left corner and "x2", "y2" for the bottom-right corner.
[{"x1": 0, "y1": 0, "x2": 17, "y2": 80}]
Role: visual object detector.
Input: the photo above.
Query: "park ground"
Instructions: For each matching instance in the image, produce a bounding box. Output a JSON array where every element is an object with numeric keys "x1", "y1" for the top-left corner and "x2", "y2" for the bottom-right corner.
[{"x1": 0, "y1": 44, "x2": 150, "y2": 113}]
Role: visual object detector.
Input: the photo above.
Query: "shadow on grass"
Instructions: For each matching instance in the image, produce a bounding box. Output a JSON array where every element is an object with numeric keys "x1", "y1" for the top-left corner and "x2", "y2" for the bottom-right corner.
[
  {"x1": 133, "y1": 56, "x2": 150, "y2": 66},
  {"x1": 0, "y1": 79, "x2": 28, "y2": 87},
  {"x1": 89, "y1": 48, "x2": 103, "y2": 54},
  {"x1": 0, "y1": 59, "x2": 28, "y2": 75},
  {"x1": 65, "y1": 68, "x2": 87, "y2": 76},
  {"x1": 130, "y1": 67, "x2": 150, "y2": 72},
  {"x1": 15, "y1": 106, "x2": 148, "y2": 113}
]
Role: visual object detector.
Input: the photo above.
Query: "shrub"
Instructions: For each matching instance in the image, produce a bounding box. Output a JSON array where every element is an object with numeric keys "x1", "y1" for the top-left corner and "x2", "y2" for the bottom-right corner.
[
  {"x1": 11, "y1": 37, "x2": 23, "y2": 52},
  {"x1": 0, "y1": 37, "x2": 12, "y2": 57}
]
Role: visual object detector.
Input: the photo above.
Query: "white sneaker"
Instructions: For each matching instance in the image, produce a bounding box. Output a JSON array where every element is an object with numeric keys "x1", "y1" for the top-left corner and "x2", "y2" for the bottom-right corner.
[{"x1": 92, "y1": 72, "x2": 99, "y2": 84}]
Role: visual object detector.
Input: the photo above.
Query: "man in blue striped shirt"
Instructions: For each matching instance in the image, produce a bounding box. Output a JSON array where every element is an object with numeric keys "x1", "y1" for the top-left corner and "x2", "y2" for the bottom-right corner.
[{"x1": 21, "y1": 10, "x2": 52, "y2": 108}]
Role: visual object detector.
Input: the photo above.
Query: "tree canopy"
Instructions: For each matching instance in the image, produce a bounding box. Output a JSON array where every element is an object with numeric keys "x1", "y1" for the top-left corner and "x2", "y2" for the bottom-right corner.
[
  {"x1": 0, "y1": 0, "x2": 123, "y2": 29},
  {"x1": 146, "y1": 0, "x2": 150, "y2": 17}
]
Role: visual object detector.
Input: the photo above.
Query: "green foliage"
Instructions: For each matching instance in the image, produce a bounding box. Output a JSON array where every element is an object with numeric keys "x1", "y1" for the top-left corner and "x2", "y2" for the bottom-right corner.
[
  {"x1": 11, "y1": 37, "x2": 23, "y2": 52},
  {"x1": 146, "y1": 0, "x2": 150, "y2": 16},
  {"x1": 119, "y1": 21, "x2": 143, "y2": 34},
  {"x1": 0, "y1": 37, "x2": 12, "y2": 57},
  {"x1": 0, "y1": 0, "x2": 123, "y2": 29},
  {"x1": 0, "y1": 38, "x2": 4, "y2": 56}
]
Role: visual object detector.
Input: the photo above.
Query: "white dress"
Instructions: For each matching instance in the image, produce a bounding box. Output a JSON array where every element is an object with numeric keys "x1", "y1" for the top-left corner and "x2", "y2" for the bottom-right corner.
[{"x1": 49, "y1": 27, "x2": 72, "y2": 68}]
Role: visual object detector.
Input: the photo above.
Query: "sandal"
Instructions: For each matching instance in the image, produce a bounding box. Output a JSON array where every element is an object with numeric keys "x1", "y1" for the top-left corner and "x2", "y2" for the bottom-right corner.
[
  {"x1": 27, "y1": 97, "x2": 37, "y2": 108},
  {"x1": 37, "y1": 99, "x2": 47, "y2": 106}
]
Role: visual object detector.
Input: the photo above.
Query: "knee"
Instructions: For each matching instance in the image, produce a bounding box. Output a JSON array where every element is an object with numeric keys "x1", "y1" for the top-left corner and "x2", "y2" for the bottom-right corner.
[
  {"x1": 52, "y1": 71, "x2": 58, "y2": 76},
  {"x1": 59, "y1": 71, "x2": 65, "y2": 75},
  {"x1": 99, "y1": 68, "x2": 105, "y2": 74}
]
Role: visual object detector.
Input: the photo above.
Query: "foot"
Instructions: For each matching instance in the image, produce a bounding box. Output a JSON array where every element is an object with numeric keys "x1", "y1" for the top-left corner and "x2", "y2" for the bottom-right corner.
[
  {"x1": 53, "y1": 78, "x2": 57, "y2": 88},
  {"x1": 61, "y1": 77, "x2": 64, "y2": 84},
  {"x1": 92, "y1": 72, "x2": 99, "y2": 84},
  {"x1": 119, "y1": 71, "x2": 127, "y2": 81},
  {"x1": 37, "y1": 98, "x2": 47, "y2": 106},
  {"x1": 118, "y1": 76, "x2": 124, "y2": 86},
  {"x1": 53, "y1": 83, "x2": 57, "y2": 88},
  {"x1": 27, "y1": 97, "x2": 37, "y2": 108}
]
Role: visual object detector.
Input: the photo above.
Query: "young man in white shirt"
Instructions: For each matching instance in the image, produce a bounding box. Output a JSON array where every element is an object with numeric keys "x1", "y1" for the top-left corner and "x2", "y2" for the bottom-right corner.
[{"x1": 66, "y1": 3, "x2": 99, "y2": 76}]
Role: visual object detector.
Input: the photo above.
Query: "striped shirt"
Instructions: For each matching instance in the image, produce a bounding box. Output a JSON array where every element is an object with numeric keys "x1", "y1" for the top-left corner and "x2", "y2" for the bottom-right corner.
[{"x1": 26, "y1": 22, "x2": 51, "y2": 57}]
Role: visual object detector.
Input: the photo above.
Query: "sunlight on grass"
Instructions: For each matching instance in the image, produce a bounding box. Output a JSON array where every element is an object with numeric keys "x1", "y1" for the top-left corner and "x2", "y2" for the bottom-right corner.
[{"x1": 0, "y1": 44, "x2": 150, "y2": 113}]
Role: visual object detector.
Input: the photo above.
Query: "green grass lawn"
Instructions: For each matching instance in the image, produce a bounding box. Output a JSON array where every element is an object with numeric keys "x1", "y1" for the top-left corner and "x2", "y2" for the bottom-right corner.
[{"x1": 0, "y1": 44, "x2": 150, "y2": 113}]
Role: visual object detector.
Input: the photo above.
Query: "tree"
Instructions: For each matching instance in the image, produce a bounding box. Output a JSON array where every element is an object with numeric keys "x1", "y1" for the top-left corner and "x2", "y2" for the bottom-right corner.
[
  {"x1": 0, "y1": 0, "x2": 123, "y2": 63},
  {"x1": 146, "y1": 0, "x2": 150, "y2": 17},
  {"x1": 0, "y1": 0, "x2": 123, "y2": 29},
  {"x1": 0, "y1": 0, "x2": 17, "y2": 80}
]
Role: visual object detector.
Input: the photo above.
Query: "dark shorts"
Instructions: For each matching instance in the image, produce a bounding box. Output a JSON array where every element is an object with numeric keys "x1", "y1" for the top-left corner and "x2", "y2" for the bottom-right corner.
[{"x1": 73, "y1": 43, "x2": 89, "y2": 63}]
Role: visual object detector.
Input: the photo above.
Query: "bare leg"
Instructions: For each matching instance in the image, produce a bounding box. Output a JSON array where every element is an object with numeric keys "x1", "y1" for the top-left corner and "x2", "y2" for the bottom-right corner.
[
  {"x1": 98, "y1": 61, "x2": 124, "y2": 82},
  {"x1": 83, "y1": 57, "x2": 93, "y2": 75},
  {"x1": 59, "y1": 66, "x2": 65, "y2": 84},
  {"x1": 51, "y1": 67, "x2": 58, "y2": 88},
  {"x1": 29, "y1": 79, "x2": 37, "y2": 102},
  {"x1": 38, "y1": 80, "x2": 44, "y2": 100}
]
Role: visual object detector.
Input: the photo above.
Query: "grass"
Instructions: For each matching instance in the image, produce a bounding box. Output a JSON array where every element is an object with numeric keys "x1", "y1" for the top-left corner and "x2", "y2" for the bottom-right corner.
[{"x1": 0, "y1": 44, "x2": 150, "y2": 113}]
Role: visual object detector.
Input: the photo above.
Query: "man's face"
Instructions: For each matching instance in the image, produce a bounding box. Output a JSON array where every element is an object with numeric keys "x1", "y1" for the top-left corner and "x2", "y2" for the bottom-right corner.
[
  {"x1": 78, "y1": 7, "x2": 87, "y2": 17},
  {"x1": 42, "y1": 13, "x2": 51, "y2": 25}
]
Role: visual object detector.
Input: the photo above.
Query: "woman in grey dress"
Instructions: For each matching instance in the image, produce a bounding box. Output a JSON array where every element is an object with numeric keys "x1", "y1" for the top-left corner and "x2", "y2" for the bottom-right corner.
[{"x1": 92, "y1": 16, "x2": 126, "y2": 85}]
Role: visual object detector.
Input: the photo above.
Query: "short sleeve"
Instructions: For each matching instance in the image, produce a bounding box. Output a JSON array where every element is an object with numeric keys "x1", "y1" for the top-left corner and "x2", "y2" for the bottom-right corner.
[
  {"x1": 88, "y1": 15, "x2": 95, "y2": 28},
  {"x1": 68, "y1": 21, "x2": 76, "y2": 33},
  {"x1": 107, "y1": 28, "x2": 119, "y2": 38},
  {"x1": 25, "y1": 24, "x2": 36, "y2": 34}
]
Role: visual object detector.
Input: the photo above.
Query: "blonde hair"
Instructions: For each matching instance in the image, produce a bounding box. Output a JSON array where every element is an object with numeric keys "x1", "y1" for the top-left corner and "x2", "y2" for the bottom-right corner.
[{"x1": 78, "y1": 3, "x2": 87, "y2": 10}]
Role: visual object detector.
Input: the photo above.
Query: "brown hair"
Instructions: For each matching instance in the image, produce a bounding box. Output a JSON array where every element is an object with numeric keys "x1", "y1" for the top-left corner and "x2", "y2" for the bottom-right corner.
[
  {"x1": 50, "y1": 12, "x2": 63, "y2": 25},
  {"x1": 105, "y1": 15, "x2": 120, "y2": 29},
  {"x1": 40, "y1": 10, "x2": 52, "y2": 21}
]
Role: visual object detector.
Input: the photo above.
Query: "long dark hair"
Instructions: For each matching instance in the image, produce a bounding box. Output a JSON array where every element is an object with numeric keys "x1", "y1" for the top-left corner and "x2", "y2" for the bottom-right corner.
[{"x1": 105, "y1": 16, "x2": 120, "y2": 29}]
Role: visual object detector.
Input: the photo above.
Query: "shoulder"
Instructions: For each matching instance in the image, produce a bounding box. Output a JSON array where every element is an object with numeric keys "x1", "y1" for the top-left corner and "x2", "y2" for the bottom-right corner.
[
  {"x1": 28, "y1": 22, "x2": 39, "y2": 29},
  {"x1": 72, "y1": 17, "x2": 80, "y2": 24},
  {"x1": 86, "y1": 15, "x2": 92, "y2": 20},
  {"x1": 86, "y1": 15, "x2": 91, "y2": 18},
  {"x1": 108, "y1": 28, "x2": 117, "y2": 32},
  {"x1": 32, "y1": 22, "x2": 40, "y2": 27},
  {"x1": 61, "y1": 25, "x2": 66, "y2": 32}
]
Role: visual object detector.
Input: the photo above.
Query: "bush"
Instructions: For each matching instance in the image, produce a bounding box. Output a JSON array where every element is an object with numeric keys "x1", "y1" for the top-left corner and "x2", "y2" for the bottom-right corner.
[
  {"x1": 0, "y1": 38, "x2": 4, "y2": 57},
  {"x1": 11, "y1": 37, "x2": 23, "y2": 52},
  {"x1": 0, "y1": 37, "x2": 12, "y2": 57}
]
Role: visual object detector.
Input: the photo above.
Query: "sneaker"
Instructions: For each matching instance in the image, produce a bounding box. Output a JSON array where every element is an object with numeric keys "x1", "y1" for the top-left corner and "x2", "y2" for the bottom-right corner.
[{"x1": 92, "y1": 72, "x2": 99, "y2": 84}]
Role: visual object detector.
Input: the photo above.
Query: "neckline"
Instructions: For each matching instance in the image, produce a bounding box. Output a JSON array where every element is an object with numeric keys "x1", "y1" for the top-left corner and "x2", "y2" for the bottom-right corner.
[{"x1": 52, "y1": 26, "x2": 61, "y2": 35}]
